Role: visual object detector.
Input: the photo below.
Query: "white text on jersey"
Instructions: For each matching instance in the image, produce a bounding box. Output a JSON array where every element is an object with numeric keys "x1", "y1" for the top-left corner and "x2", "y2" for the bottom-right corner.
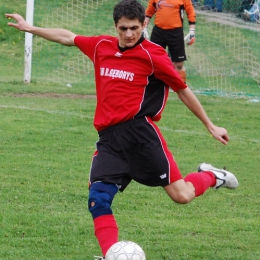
[{"x1": 100, "y1": 68, "x2": 134, "y2": 81}]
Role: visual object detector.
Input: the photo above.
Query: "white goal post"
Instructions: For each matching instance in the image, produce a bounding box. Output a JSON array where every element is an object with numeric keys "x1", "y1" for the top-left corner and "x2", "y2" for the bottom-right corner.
[{"x1": 24, "y1": 0, "x2": 34, "y2": 84}]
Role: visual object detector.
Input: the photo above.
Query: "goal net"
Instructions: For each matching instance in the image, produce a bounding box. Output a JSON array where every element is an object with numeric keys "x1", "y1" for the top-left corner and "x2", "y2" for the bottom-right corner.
[{"x1": 31, "y1": 0, "x2": 260, "y2": 98}]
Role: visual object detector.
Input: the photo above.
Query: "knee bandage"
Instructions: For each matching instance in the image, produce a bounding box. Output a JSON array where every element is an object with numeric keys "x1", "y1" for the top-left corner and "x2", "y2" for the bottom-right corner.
[{"x1": 88, "y1": 182, "x2": 119, "y2": 219}]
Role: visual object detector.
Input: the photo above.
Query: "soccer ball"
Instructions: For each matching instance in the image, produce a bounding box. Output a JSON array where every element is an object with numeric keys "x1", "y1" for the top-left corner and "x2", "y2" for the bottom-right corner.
[{"x1": 105, "y1": 241, "x2": 146, "y2": 260}]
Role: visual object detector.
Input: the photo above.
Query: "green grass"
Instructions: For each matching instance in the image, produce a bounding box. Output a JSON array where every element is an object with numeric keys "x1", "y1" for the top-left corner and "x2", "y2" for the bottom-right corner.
[
  {"x1": 0, "y1": 3, "x2": 26, "y2": 81},
  {"x1": 1, "y1": 1, "x2": 260, "y2": 259},
  {"x1": 0, "y1": 89, "x2": 260, "y2": 259}
]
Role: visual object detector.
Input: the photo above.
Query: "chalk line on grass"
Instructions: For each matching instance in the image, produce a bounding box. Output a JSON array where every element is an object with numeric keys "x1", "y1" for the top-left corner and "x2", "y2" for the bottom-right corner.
[
  {"x1": 0, "y1": 104, "x2": 93, "y2": 119},
  {"x1": 1, "y1": 105, "x2": 259, "y2": 144}
]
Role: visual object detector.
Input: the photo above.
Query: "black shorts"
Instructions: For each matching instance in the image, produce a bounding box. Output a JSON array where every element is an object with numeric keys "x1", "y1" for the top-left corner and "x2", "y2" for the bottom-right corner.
[
  {"x1": 151, "y1": 25, "x2": 186, "y2": 62},
  {"x1": 89, "y1": 117, "x2": 182, "y2": 191}
]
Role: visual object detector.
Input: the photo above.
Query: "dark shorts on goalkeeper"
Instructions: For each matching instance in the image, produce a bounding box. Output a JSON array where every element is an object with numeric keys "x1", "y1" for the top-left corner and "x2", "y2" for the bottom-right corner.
[
  {"x1": 151, "y1": 25, "x2": 186, "y2": 63},
  {"x1": 89, "y1": 117, "x2": 183, "y2": 191}
]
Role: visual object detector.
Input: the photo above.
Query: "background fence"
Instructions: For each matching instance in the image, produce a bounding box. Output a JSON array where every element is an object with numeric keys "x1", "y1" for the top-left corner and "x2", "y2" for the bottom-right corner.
[{"x1": 14, "y1": 0, "x2": 260, "y2": 97}]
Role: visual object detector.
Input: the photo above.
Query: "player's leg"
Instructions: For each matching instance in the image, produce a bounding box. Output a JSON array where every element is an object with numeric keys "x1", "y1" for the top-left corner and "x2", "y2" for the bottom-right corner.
[
  {"x1": 138, "y1": 118, "x2": 238, "y2": 204},
  {"x1": 88, "y1": 130, "x2": 130, "y2": 257},
  {"x1": 167, "y1": 28, "x2": 187, "y2": 83},
  {"x1": 150, "y1": 25, "x2": 167, "y2": 49},
  {"x1": 173, "y1": 61, "x2": 186, "y2": 83},
  {"x1": 164, "y1": 164, "x2": 238, "y2": 204},
  {"x1": 150, "y1": 26, "x2": 187, "y2": 83},
  {"x1": 88, "y1": 182, "x2": 119, "y2": 256},
  {"x1": 126, "y1": 118, "x2": 215, "y2": 203},
  {"x1": 164, "y1": 171, "x2": 216, "y2": 203}
]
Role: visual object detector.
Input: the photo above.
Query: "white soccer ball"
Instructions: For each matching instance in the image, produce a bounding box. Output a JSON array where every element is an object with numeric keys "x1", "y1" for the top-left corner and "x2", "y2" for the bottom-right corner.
[{"x1": 105, "y1": 241, "x2": 146, "y2": 260}]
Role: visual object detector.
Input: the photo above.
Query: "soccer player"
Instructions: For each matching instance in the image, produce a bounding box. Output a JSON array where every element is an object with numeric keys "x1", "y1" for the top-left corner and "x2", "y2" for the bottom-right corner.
[
  {"x1": 6, "y1": 0, "x2": 238, "y2": 259},
  {"x1": 144, "y1": 0, "x2": 196, "y2": 83}
]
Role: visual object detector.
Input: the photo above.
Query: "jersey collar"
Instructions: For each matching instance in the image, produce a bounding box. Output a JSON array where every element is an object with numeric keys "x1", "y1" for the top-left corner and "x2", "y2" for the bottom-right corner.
[{"x1": 118, "y1": 36, "x2": 145, "y2": 53}]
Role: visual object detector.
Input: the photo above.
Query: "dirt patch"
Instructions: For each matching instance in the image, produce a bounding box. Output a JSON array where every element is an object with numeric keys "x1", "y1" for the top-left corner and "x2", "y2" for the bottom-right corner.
[
  {"x1": 195, "y1": 9, "x2": 260, "y2": 32},
  {"x1": 12, "y1": 93, "x2": 96, "y2": 99}
]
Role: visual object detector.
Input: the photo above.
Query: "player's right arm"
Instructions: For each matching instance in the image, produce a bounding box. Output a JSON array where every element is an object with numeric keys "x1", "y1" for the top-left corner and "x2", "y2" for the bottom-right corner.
[{"x1": 6, "y1": 14, "x2": 76, "y2": 46}]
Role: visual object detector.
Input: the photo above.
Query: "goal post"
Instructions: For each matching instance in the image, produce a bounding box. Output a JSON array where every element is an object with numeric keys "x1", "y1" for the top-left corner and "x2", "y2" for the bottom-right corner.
[
  {"x1": 24, "y1": 0, "x2": 34, "y2": 84},
  {"x1": 27, "y1": 0, "x2": 260, "y2": 98}
]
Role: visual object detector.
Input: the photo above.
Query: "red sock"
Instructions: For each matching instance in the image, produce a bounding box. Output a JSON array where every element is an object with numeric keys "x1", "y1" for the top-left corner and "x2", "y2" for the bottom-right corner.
[
  {"x1": 94, "y1": 215, "x2": 118, "y2": 256},
  {"x1": 184, "y1": 171, "x2": 216, "y2": 197}
]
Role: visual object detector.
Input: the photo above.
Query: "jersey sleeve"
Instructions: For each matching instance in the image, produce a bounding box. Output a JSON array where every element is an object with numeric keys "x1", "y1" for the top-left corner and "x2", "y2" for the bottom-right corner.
[
  {"x1": 74, "y1": 35, "x2": 115, "y2": 61},
  {"x1": 184, "y1": 0, "x2": 196, "y2": 24},
  {"x1": 145, "y1": 0, "x2": 156, "y2": 18},
  {"x1": 152, "y1": 47, "x2": 187, "y2": 92}
]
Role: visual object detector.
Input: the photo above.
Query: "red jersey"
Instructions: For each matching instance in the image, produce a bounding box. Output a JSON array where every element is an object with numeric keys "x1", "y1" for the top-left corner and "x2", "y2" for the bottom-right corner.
[
  {"x1": 145, "y1": 0, "x2": 196, "y2": 29},
  {"x1": 74, "y1": 35, "x2": 187, "y2": 131}
]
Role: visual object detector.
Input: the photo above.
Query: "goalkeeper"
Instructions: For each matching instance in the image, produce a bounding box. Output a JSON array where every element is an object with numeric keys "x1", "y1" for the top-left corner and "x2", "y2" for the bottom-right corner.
[{"x1": 144, "y1": 0, "x2": 196, "y2": 83}]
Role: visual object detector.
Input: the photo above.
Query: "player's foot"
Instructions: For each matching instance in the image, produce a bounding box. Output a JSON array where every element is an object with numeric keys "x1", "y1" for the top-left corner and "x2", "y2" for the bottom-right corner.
[{"x1": 198, "y1": 163, "x2": 238, "y2": 189}]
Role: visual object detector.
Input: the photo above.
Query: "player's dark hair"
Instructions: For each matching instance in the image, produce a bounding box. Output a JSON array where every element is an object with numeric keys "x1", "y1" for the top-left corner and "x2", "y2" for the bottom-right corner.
[{"x1": 113, "y1": 0, "x2": 145, "y2": 24}]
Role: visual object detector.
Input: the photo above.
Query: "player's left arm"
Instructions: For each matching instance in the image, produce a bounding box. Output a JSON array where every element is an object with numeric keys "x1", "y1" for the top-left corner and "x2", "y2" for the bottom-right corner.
[{"x1": 176, "y1": 87, "x2": 230, "y2": 145}]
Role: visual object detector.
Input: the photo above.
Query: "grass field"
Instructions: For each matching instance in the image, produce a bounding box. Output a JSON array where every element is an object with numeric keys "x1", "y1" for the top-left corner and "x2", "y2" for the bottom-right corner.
[
  {"x1": 1, "y1": 92, "x2": 260, "y2": 260},
  {"x1": 1, "y1": 1, "x2": 260, "y2": 259}
]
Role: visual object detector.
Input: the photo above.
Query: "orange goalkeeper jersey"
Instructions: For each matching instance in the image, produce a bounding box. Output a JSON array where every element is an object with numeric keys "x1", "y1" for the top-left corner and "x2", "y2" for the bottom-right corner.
[{"x1": 145, "y1": 0, "x2": 196, "y2": 29}]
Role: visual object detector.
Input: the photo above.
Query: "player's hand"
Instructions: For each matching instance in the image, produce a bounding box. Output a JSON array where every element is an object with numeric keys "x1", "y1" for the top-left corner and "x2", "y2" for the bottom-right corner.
[
  {"x1": 184, "y1": 29, "x2": 195, "y2": 45},
  {"x1": 142, "y1": 27, "x2": 149, "y2": 39},
  {"x1": 209, "y1": 126, "x2": 230, "y2": 145},
  {"x1": 5, "y1": 13, "x2": 31, "y2": 32}
]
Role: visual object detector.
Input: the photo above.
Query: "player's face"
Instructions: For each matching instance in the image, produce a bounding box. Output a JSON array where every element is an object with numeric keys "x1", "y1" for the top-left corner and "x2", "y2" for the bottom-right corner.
[{"x1": 115, "y1": 17, "x2": 145, "y2": 48}]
